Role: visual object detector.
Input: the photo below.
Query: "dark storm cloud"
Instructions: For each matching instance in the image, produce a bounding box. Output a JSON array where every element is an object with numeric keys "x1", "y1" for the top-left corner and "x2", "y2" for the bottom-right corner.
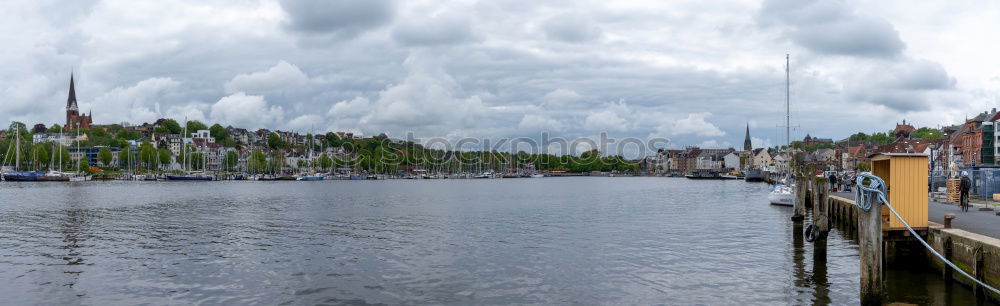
[
  {"x1": 279, "y1": 0, "x2": 396, "y2": 40},
  {"x1": 758, "y1": 0, "x2": 905, "y2": 58}
]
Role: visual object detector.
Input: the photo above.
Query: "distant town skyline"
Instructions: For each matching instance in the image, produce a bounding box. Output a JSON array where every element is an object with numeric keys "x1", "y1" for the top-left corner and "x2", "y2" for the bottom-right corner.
[{"x1": 2, "y1": 0, "x2": 999, "y2": 149}]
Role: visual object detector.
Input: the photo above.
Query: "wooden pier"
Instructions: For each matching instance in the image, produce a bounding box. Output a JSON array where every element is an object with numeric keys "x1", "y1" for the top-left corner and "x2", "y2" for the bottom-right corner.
[{"x1": 793, "y1": 154, "x2": 1000, "y2": 304}]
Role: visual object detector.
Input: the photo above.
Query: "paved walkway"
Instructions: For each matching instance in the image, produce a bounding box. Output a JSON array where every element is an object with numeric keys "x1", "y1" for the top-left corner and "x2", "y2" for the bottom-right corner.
[{"x1": 830, "y1": 191, "x2": 1000, "y2": 238}]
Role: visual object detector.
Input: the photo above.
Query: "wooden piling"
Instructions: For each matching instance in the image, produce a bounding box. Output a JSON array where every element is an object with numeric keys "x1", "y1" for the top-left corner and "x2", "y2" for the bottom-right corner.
[
  {"x1": 859, "y1": 191, "x2": 883, "y2": 305},
  {"x1": 943, "y1": 237, "x2": 953, "y2": 282},
  {"x1": 813, "y1": 177, "x2": 829, "y2": 261},
  {"x1": 792, "y1": 173, "x2": 806, "y2": 221}
]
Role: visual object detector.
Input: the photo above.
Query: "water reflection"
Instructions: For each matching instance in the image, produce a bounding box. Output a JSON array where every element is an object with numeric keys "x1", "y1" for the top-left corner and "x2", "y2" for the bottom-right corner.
[
  {"x1": 59, "y1": 205, "x2": 89, "y2": 298},
  {"x1": 791, "y1": 217, "x2": 830, "y2": 305}
]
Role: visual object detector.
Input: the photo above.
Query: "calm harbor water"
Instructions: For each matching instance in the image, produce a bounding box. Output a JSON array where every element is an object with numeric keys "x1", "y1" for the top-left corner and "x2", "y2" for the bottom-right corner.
[{"x1": 0, "y1": 177, "x2": 990, "y2": 305}]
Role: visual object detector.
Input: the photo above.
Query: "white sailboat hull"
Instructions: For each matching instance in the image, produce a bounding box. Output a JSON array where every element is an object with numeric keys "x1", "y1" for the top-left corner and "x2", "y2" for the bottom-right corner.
[
  {"x1": 768, "y1": 185, "x2": 794, "y2": 206},
  {"x1": 69, "y1": 175, "x2": 92, "y2": 182}
]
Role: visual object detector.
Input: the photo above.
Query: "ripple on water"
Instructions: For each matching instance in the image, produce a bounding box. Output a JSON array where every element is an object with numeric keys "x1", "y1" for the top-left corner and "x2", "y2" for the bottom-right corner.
[{"x1": 0, "y1": 178, "x2": 990, "y2": 305}]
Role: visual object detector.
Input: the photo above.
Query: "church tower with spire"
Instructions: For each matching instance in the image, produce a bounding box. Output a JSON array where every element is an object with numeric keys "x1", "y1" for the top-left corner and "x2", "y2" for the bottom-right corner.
[
  {"x1": 65, "y1": 73, "x2": 92, "y2": 130},
  {"x1": 743, "y1": 123, "x2": 753, "y2": 152}
]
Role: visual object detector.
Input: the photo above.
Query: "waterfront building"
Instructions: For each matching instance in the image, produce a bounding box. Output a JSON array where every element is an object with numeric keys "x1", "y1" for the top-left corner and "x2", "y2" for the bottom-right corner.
[
  {"x1": 723, "y1": 152, "x2": 740, "y2": 170},
  {"x1": 679, "y1": 147, "x2": 701, "y2": 174},
  {"x1": 640, "y1": 151, "x2": 664, "y2": 174},
  {"x1": 284, "y1": 149, "x2": 306, "y2": 169},
  {"x1": 65, "y1": 73, "x2": 93, "y2": 130},
  {"x1": 186, "y1": 130, "x2": 223, "y2": 171},
  {"x1": 949, "y1": 123, "x2": 967, "y2": 169},
  {"x1": 981, "y1": 122, "x2": 995, "y2": 166},
  {"x1": 662, "y1": 149, "x2": 682, "y2": 173},
  {"x1": 227, "y1": 126, "x2": 252, "y2": 145},
  {"x1": 32, "y1": 133, "x2": 47, "y2": 144},
  {"x1": 752, "y1": 148, "x2": 772, "y2": 169},
  {"x1": 254, "y1": 129, "x2": 271, "y2": 146},
  {"x1": 984, "y1": 113, "x2": 1000, "y2": 167},
  {"x1": 695, "y1": 149, "x2": 733, "y2": 170},
  {"x1": 69, "y1": 146, "x2": 121, "y2": 167},
  {"x1": 953, "y1": 109, "x2": 996, "y2": 167},
  {"x1": 813, "y1": 148, "x2": 837, "y2": 162},
  {"x1": 772, "y1": 153, "x2": 792, "y2": 174},
  {"x1": 127, "y1": 122, "x2": 156, "y2": 136},
  {"x1": 695, "y1": 151, "x2": 720, "y2": 170},
  {"x1": 153, "y1": 133, "x2": 183, "y2": 156},
  {"x1": 894, "y1": 120, "x2": 916, "y2": 139},
  {"x1": 801, "y1": 134, "x2": 833, "y2": 146},
  {"x1": 32, "y1": 132, "x2": 86, "y2": 146}
]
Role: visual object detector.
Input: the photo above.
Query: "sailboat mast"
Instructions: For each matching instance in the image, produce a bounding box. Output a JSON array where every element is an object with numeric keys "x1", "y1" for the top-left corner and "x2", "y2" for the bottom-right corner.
[
  {"x1": 15, "y1": 125, "x2": 20, "y2": 171},
  {"x1": 785, "y1": 54, "x2": 790, "y2": 148},
  {"x1": 76, "y1": 128, "x2": 80, "y2": 173},
  {"x1": 182, "y1": 118, "x2": 188, "y2": 172},
  {"x1": 59, "y1": 127, "x2": 63, "y2": 172}
]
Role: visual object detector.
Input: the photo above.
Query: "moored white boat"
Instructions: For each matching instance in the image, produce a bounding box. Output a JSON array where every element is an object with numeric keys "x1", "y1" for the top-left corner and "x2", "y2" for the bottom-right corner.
[
  {"x1": 768, "y1": 184, "x2": 794, "y2": 206},
  {"x1": 297, "y1": 174, "x2": 324, "y2": 181},
  {"x1": 69, "y1": 174, "x2": 92, "y2": 182}
]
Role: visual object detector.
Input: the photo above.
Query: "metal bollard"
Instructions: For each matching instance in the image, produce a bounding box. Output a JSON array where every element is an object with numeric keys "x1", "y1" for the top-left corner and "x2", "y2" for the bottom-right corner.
[{"x1": 944, "y1": 213, "x2": 955, "y2": 228}]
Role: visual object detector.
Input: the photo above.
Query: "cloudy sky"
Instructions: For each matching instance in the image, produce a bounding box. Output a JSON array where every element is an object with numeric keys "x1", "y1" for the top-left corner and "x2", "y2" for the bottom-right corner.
[{"x1": 2, "y1": 0, "x2": 999, "y2": 152}]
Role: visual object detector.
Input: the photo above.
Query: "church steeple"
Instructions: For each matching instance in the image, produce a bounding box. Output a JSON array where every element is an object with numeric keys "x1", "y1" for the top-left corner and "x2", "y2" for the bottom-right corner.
[
  {"x1": 67, "y1": 73, "x2": 78, "y2": 110},
  {"x1": 743, "y1": 123, "x2": 752, "y2": 152}
]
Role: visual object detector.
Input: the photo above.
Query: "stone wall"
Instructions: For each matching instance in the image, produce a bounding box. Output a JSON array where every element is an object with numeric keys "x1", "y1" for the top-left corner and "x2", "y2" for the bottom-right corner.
[{"x1": 927, "y1": 222, "x2": 1000, "y2": 301}]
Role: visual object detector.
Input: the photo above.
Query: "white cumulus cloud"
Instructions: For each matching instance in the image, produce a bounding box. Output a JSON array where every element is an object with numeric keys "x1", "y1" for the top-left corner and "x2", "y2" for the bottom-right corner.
[
  {"x1": 90, "y1": 77, "x2": 181, "y2": 125},
  {"x1": 224, "y1": 60, "x2": 310, "y2": 95},
  {"x1": 668, "y1": 112, "x2": 725, "y2": 137},
  {"x1": 210, "y1": 92, "x2": 284, "y2": 129}
]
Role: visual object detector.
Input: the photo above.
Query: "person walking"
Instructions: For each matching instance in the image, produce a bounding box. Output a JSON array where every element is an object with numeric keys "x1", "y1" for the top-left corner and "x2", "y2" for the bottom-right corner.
[
  {"x1": 829, "y1": 172, "x2": 838, "y2": 192},
  {"x1": 960, "y1": 171, "x2": 971, "y2": 212}
]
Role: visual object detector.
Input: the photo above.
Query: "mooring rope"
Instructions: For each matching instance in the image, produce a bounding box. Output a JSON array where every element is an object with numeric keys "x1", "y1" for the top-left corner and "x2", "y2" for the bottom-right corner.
[{"x1": 853, "y1": 172, "x2": 1000, "y2": 295}]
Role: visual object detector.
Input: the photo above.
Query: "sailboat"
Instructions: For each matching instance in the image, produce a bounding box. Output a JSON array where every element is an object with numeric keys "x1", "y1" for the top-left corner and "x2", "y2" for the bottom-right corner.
[
  {"x1": 3, "y1": 125, "x2": 46, "y2": 181},
  {"x1": 166, "y1": 118, "x2": 212, "y2": 181},
  {"x1": 769, "y1": 54, "x2": 795, "y2": 206},
  {"x1": 69, "y1": 127, "x2": 92, "y2": 181},
  {"x1": 40, "y1": 128, "x2": 70, "y2": 181},
  {"x1": 297, "y1": 132, "x2": 324, "y2": 181}
]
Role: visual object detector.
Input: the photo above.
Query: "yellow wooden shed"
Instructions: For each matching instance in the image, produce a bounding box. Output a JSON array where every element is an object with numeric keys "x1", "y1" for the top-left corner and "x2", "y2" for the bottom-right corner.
[{"x1": 870, "y1": 153, "x2": 929, "y2": 230}]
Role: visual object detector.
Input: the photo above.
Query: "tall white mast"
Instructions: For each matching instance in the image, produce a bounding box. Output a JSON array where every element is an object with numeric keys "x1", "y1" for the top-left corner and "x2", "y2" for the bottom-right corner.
[
  {"x1": 76, "y1": 127, "x2": 80, "y2": 173},
  {"x1": 59, "y1": 126, "x2": 63, "y2": 172},
  {"x1": 15, "y1": 125, "x2": 20, "y2": 171},
  {"x1": 785, "y1": 54, "x2": 790, "y2": 148},
  {"x1": 182, "y1": 117, "x2": 188, "y2": 172}
]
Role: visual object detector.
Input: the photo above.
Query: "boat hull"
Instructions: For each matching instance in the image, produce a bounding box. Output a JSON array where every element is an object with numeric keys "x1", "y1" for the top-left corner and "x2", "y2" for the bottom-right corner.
[
  {"x1": 768, "y1": 186, "x2": 795, "y2": 206},
  {"x1": 3, "y1": 171, "x2": 45, "y2": 181},
  {"x1": 745, "y1": 170, "x2": 765, "y2": 182},
  {"x1": 165, "y1": 175, "x2": 213, "y2": 181},
  {"x1": 685, "y1": 172, "x2": 726, "y2": 179},
  {"x1": 297, "y1": 176, "x2": 324, "y2": 181},
  {"x1": 69, "y1": 175, "x2": 92, "y2": 182}
]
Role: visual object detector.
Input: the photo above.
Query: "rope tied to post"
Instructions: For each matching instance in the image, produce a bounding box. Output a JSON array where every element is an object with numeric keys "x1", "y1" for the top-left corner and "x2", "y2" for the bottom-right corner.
[
  {"x1": 853, "y1": 172, "x2": 1000, "y2": 295},
  {"x1": 853, "y1": 172, "x2": 886, "y2": 212}
]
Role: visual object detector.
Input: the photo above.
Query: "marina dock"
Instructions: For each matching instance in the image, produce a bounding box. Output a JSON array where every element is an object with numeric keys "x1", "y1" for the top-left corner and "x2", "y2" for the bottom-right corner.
[{"x1": 794, "y1": 161, "x2": 1000, "y2": 304}]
